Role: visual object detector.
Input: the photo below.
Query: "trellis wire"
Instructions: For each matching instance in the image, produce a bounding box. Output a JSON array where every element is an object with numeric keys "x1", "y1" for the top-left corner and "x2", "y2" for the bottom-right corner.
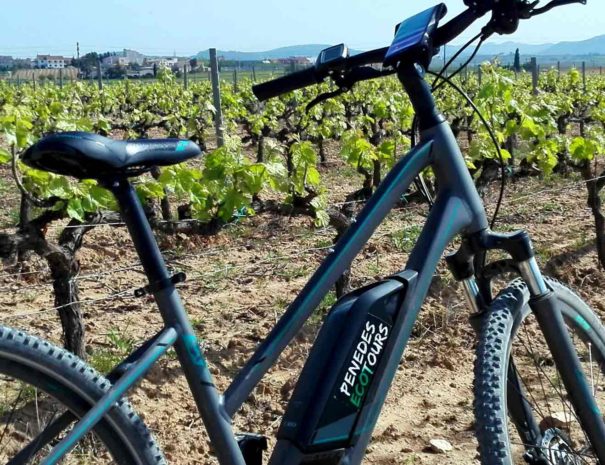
[{"x1": 0, "y1": 172, "x2": 603, "y2": 290}]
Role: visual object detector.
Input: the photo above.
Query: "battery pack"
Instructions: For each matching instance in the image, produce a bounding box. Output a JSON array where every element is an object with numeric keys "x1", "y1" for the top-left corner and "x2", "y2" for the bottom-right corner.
[{"x1": 268, "y1": 278, "x2": 408, "y2": 464}]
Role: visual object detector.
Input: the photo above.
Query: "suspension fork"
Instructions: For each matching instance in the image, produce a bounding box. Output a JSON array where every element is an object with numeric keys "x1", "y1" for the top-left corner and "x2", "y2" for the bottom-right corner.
[
  {"x1": 446, "y1": 228, "x2": 605, "y2": 459},
  {"x1": 519, "y1": 258, "x2": 605, "y2": 462}
]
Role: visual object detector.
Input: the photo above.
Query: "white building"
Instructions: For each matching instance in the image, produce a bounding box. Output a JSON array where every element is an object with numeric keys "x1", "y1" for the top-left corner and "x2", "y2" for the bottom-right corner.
[
  {"x1": 35, "y1": 55, "x2": 66, "y2": 69},
  {"x1": 127, "y1": 67, "x2": 155, "y2": 78},
  {"x1": 146, "y1": 57, "x2": 178, "y2": 69},
  {"x1": 102, "y1": 55, "x2": 129, "y2": 67}
]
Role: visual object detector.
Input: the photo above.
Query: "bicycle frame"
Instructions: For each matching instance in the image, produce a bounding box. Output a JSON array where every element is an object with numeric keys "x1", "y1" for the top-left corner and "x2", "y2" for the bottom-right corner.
[{"x1": 37, "y1": 65, "x2": 605, "y2": 465}]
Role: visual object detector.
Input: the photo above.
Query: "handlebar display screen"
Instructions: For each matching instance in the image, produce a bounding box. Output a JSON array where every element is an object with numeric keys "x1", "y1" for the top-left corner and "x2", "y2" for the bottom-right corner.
[
  {"x1": 319, "y1": 44, "x2": 347, "y2": 65},
  {"x1": 384, "y1": 5, "x2": 443, "y2": 66}
]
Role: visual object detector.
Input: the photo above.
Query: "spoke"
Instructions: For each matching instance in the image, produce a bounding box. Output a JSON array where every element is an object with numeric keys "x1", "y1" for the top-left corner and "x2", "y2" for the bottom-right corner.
[
  {"x1": 520, "y1": 322, "x2": 556, "y2": 417},
  {"x1": 524, "y1": 329, "x2": 592, "y2": 448},
  {"x1": 35, "y1": 389, "x2": 40, "y2": 432},
  {"x1": 509, "y1": 359, "x2": 548, "y2": 422},
  {"x1": 514, "y1": 315, "x2": 599, "y2": 458},
  {"x1": 520, "y1": 320, "x2": 578, "y2": 418},
  {"x1": 7, "y1": 408, "x2": 74, "y2": 465},
  {"x1": 509, "y1": 439, "x2": 594, "y2": 464},
  {"x1": 0, "y1": 387, "x2": 25, "y2": 454},
  {"x1": 596, "y1": 358, "x2": 603, "y2": 396}
]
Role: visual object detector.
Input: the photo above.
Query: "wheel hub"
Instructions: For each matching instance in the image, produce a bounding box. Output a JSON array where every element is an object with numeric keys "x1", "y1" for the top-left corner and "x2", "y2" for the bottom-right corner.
[{"x1": 538, "y1": 428, "x2": 582, "y2": 465}]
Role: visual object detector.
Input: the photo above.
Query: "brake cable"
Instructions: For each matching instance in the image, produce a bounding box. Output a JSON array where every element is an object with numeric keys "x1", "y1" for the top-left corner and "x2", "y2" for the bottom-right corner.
[
  {"x1": 431, "y1": 32, "x2": 484, "y2": 90},
  {"x1": 412, "y1": 31, "x2": 491, "y2": 210},
  {"x1": 433, "y1": 35, "x2": 488, "y2": 92},
  {"x1": 427, "y1": 70, "x2": 507, "y2": 230}
]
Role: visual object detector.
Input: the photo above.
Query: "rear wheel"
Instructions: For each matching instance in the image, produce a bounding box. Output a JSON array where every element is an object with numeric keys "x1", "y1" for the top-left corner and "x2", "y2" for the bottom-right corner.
[
  {"x1": 0, "y1": 325, "x2": 165, "y2": 464},
  {"x1": 474, "y1": 277, "x2": 605, "y2": 464}
]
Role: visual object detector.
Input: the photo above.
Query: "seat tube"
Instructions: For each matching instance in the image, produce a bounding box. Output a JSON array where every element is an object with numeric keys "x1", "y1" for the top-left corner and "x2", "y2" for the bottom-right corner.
[
  {"x1": 106, "y1": 177, "x2": 246, "y2": 465},
  {"x1": 106, "y1": 177, "x2": 171, "y2": 283}
]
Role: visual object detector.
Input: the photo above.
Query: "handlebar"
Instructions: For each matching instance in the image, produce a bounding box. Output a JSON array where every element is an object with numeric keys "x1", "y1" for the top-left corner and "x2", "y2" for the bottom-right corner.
[
  {"x1": 253, "y1": 67, "x2": 319, "y2": 101},
  {"x1": 252, "y1": 0, "x2": 586, "y2": 101},
  {"x1": 253, "y1": 47, "x2": 390, "y2": 101},
  {"x1": 433, "y1": 8, "x2": 485, "y2": 48}
]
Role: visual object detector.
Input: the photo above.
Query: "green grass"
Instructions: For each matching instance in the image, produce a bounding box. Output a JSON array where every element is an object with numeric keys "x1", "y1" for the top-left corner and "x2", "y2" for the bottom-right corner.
[
  {"x1": 535, "y1": 245, "x2": 556, "y2": 263},
  {"x1": 275, "y1": 263, "x2": 310, "y2": 280},
  {"x1": 573, "y1": 228, "x2": 592, "y2": 249},
  {"x1": 89, "y1": 327, "x2": 136, "y2": 374},
  {"x1": 391, "y1": 224, "x2": 423, "y2": 253},
  {"x1": 0, "y1": 382, "x2": 37, "y2": 417},
  {"x1": 365, "y1": 260, "x2": 384, "y2": 277},
  {"x1": 309, "y1": 291, "x2": 338, "y2": 326},
  {"x1": 0, "y1": 178, "x2": 20, "y2": 228}
]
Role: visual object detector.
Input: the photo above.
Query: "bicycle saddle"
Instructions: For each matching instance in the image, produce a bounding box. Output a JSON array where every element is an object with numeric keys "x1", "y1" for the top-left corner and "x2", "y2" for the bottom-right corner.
[{"x1": 22, "y1": 132, "x2": 202, "y2": 180}]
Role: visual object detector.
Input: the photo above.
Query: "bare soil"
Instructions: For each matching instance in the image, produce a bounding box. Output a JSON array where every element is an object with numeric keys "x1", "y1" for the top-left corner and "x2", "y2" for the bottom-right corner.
[{"x1": 0, "y1": 148, "x2": 603, "y2": 464}]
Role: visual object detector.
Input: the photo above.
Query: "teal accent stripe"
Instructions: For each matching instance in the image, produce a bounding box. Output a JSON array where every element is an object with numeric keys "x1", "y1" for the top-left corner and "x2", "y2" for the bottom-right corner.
[
  {"x1": 312, "y1": 434, "x2": 349, "y2": 445},
  {"x1": 575, "y1": 315, "x2": 592, "y2": 332},
  {"x1": 175, "y1": 140, "x2": 188, "y2": 152},
  {"x1": 182, "y1": 334, "x2": 207, "y2": 367}
]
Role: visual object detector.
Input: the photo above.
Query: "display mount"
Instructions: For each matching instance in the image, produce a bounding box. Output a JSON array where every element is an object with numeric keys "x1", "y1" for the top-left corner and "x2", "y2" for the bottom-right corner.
[{"x1": 383, "y1": 4, "x2": 447, "y2": 68}]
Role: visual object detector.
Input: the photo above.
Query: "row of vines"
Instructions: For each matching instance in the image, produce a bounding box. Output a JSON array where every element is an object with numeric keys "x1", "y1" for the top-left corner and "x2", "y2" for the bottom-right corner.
[{"x1": 0, "y1": 64, "x2": 604, "y2": 356}]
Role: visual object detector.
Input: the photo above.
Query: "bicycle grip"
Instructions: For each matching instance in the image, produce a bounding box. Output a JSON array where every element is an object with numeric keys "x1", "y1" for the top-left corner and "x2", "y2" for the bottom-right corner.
[{"x1": 252, "y1": 67, "x2": 319, "y2": 101}]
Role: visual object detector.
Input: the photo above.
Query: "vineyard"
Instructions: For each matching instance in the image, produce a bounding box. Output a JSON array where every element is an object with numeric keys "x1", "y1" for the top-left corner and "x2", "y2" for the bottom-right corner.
[{"x1": 1, "y1": 64, "x2": 605, "y2": 463}]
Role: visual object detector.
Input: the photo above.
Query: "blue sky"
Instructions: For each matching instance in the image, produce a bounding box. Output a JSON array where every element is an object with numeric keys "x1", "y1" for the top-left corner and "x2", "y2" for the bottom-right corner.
[{"x1": 0, "y1": 0, "x2": 602, "y2": 57}]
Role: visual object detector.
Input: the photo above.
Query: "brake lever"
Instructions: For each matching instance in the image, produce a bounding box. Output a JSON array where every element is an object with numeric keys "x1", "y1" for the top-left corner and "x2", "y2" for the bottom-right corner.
[
  {"x1": 530, "y1": 0, "x2": 586, "y2": 16},
  {"x1": 306, "y1": 88, "x2": 346, "y2": 111},
  {"x1": 305, "y1": 66, "x2": 391, "y2": 111}
]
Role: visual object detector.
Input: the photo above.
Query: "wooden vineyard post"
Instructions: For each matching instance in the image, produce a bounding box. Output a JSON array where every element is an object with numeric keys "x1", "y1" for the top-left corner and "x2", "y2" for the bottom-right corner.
[
  {"x1": 233, "y1": 68, "x2": 238, "y2": 92},
  {"x1": 184, "y1": 65, "x2": 189, "y2": 89},
  {"x1": 557, "y1": 60, "x2": 561, "y2": 78},
  {"x1": 531, "y1": 57, "x2": 538, "y2": 95},
  {"x1": 59, "y1": 68, "x2": 63, "y2": 88},
  {"x1": 252, "y1": 65, "x2": 257, "y2": 82},
  {"x1": 478, "y1": 65, "x2": 482, "y2": 86},
  {"x1": 209, "y1": 48, "x2": 225, "y2": 148},
  {"x1": 32, "y1": 73, "x2": 36, "y2": 91},
  {"x1": 97, "y1": 58, "x2": 103, "y2": 90},
  {"x1": 582, "y1": 61, "x2": 586, "y2": 92}
]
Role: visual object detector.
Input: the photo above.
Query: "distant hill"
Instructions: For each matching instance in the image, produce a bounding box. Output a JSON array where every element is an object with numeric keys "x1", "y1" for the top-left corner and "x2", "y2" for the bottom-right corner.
[
  {"x1": 196, "y1": 44, "x2": 364, "y2": 61},
  {"x1": 461, "y1": 34, "x2": 605, "y2": 57},
  {"x1": 195, "y1": 36, "x2": 605, "y2": 65},
  {"x1": 542, "y1": 35, "x2": 605, "y2": 55}
]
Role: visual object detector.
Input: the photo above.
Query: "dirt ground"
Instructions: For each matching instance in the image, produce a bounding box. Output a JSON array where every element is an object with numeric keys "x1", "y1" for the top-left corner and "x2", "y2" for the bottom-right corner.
[{"x1": 0, "y1": 148, "x2": 602, "y2": 464}]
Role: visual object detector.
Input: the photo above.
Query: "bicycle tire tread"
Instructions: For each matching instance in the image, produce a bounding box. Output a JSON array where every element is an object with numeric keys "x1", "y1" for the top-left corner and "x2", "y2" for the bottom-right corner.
[{"x1": 0, "y1": 325, "x2": 166, "y2": 465}]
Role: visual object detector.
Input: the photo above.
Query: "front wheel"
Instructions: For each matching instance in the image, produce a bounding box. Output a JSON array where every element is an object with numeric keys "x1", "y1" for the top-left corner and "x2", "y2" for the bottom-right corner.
[
  {"x1": 474, "y1": 277, "x2": 605, "y2": 464},
  {"x1": 0, "y1": 325, "x2": 166, "y2": 464}
]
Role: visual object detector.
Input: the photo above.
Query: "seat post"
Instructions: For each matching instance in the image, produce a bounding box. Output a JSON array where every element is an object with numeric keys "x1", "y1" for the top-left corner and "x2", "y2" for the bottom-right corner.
[
  {"x1": 105, "y1": 177, "x2": 171, "y2": 284},
  {"x1": 104, "y1": 177, "x2": 249, "y2": 465}
]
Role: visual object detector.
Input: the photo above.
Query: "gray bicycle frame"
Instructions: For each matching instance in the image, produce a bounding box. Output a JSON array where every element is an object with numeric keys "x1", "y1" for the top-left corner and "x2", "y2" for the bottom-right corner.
[
  {"x1": 38, "y1": 107, "x2": 492, "y2": 465},
  {"x1": 37, "y1": 66, "x2": 605, "y2": 464}
]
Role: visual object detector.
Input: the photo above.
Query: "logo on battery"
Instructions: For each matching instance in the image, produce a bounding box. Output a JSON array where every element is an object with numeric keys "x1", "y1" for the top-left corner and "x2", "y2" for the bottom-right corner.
[{"x1": 339, "y1": 318, "x2": 390, "y2": 408}]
